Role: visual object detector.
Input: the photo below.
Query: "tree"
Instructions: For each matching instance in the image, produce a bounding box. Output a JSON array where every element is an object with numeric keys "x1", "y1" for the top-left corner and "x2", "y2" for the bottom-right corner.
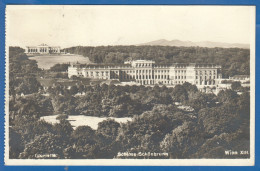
[
  {"x1": 160, "y1": 121, "x2": 204, "y2": 158},
  {"x1": 170, "y1": 85, "x2": 188, "y2": 102},
  {"x1": 70, "y1": 85, "x2": 78, "y2": 95},
  {"x1": 95, "y1": 119, "x2": 121, "y2": 158},
  {"x1": 9, "y1": 128, "x2": 24, "y2": 159},
  {"x1": 53, "y1": 120, "x2": 73, "y2": 140},
  {"x1": 198, "y1": 104, "x2": 241, "y2": 136},
  {"x1": 97, "y1": 119, "x2": 120, "y2": 144},
  {"x1": 50, "y1": 63, "x2": 70, "y2": 72},
  {"x1": 72, "y1": 126, "x2": 96, "y2": 144},
  {"x1": 231, "y1": 81, "x2": 242, "y2": 91},
  {"x1": 19, "y1": 133, "x2": 66, "y2": 159},
  {"x1": 217, "y1": 89, "x2": 238, "y2": 104},
  {"x1": 71, "y1": 126, "x2": 98, "y2": 158},
  {"x1": 56, "y1": 114, "x2": 69, "y2": 121}
]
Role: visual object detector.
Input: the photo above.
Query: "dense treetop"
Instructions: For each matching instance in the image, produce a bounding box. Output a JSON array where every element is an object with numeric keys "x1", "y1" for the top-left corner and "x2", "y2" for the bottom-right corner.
[{"x1": 65, "y1": 45, "x2": 250, "y2": 77}]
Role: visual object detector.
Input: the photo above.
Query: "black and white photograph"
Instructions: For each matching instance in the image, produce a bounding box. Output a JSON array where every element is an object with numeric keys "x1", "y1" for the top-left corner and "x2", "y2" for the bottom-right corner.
[{"x1": 5, "y1": 5, "x2": 255, "y2": 165}]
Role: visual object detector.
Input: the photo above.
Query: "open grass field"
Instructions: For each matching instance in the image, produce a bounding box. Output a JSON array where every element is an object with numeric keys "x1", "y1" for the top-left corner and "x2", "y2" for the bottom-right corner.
[
  {"x1": 29, "y1": 54, "x2": 92, "y2": 70},
  {"x1": 40, "y1": 115, "x2": 132, "y2": 130}
]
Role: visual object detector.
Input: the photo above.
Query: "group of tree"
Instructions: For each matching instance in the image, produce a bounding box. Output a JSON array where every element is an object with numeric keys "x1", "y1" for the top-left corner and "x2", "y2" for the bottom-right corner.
[
  {"x1": 10, "y1": 88, "x2": 250, "y2": 159},
  {"x1": 10, "y1": 81, "x2": 250, "y2": 159},
  {"x1": 9, "y1": 47, "x2": 42, "y2": 96},
  {"x1": 45, "y1": 82, "x2": 222, "y2": 117},
  {"x1": 64, "y1": 45, "x2": 250, "y2": 78}
]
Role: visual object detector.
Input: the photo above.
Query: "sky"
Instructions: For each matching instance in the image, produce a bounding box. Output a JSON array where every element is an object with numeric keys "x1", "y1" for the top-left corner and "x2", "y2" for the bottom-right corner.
[{"x1": 6, "y1": 5, "x2": 255, "y2": 48}]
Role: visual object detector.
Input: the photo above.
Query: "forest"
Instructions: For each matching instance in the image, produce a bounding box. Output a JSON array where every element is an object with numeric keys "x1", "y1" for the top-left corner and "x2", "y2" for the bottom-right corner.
[
  {"x1": 65, "y1": 45, "x2": 250, "y2": 78},
  {"x1": 9, "y1": 47, "x2": 250, "y2": 159}
]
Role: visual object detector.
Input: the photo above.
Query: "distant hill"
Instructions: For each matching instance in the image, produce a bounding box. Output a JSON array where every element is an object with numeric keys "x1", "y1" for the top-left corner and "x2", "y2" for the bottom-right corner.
[{"x1": 138, "y1": 39, "x2": 250, "y2": 49}]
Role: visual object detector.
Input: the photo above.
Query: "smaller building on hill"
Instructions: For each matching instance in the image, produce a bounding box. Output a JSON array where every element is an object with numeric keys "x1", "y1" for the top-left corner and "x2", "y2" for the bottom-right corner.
[{"x1": 25, "y1": 44, "x2": 62, "y2": 54}]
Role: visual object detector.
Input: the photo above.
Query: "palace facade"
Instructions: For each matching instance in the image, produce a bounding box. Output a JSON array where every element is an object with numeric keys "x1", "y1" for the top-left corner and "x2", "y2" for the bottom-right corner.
[
  {"x1": 25, "y1": 44, "x2": 61, "y2": 54},
  {"x1": 68, "y1": 60, "x2": 222, "y2": 86}
]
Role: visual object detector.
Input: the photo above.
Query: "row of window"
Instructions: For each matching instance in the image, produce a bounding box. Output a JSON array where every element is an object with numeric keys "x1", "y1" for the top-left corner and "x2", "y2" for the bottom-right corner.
[
  {"x1": 175, "y1": 76, "x2": 186, "y2": 79},
  {"x1": 195, "y1": 70, "x2": 216, "y2": 75},
  {"x1": 195, "y1": 80, "x2": 216, "y2": 85},
  {"x1": 82, "y1": 69, "x2": 217, "y2": 76},
  {"x1": 196, "y1": 76, "x2": 216, "y2": 79},
  {"x1": 175, "y1": 70, "x2": 186, "y2": 73},
  {"x1": 136, "y1": 75, "x2": 170, "y2": 79},
  {"x1": 137, "y1": 80, "x2": 171, "y2": 85},
  {"x1": 85, "y1": 71, "x2": 109, "y2": 76},
  {"x1": 135, "y1": 63, "x2": 153, "y2": 67}
]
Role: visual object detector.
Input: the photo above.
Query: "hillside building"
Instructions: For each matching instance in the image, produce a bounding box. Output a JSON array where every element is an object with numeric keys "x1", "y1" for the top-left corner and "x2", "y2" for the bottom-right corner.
[
  {"x1": 68, "y1": 60, "x2": 222, "y2": 87},
  {"x1": 25, "y1": 44, "x2": 61, "y2": 54}
]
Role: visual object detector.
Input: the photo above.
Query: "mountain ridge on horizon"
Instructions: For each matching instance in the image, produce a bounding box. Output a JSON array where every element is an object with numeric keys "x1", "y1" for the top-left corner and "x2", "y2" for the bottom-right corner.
[{"x1": 137, "y1": 39, "x2": 250, "y2": 49}]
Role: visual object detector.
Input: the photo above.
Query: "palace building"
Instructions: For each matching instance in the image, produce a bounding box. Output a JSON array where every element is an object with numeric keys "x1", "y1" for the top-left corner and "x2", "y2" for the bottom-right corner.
[
  {"x1": 25, "y1": 44, "x2": 61, "y2": 54},
  {"x1": 68, "y1": 60, "x2": 222, "y2": 87}
]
